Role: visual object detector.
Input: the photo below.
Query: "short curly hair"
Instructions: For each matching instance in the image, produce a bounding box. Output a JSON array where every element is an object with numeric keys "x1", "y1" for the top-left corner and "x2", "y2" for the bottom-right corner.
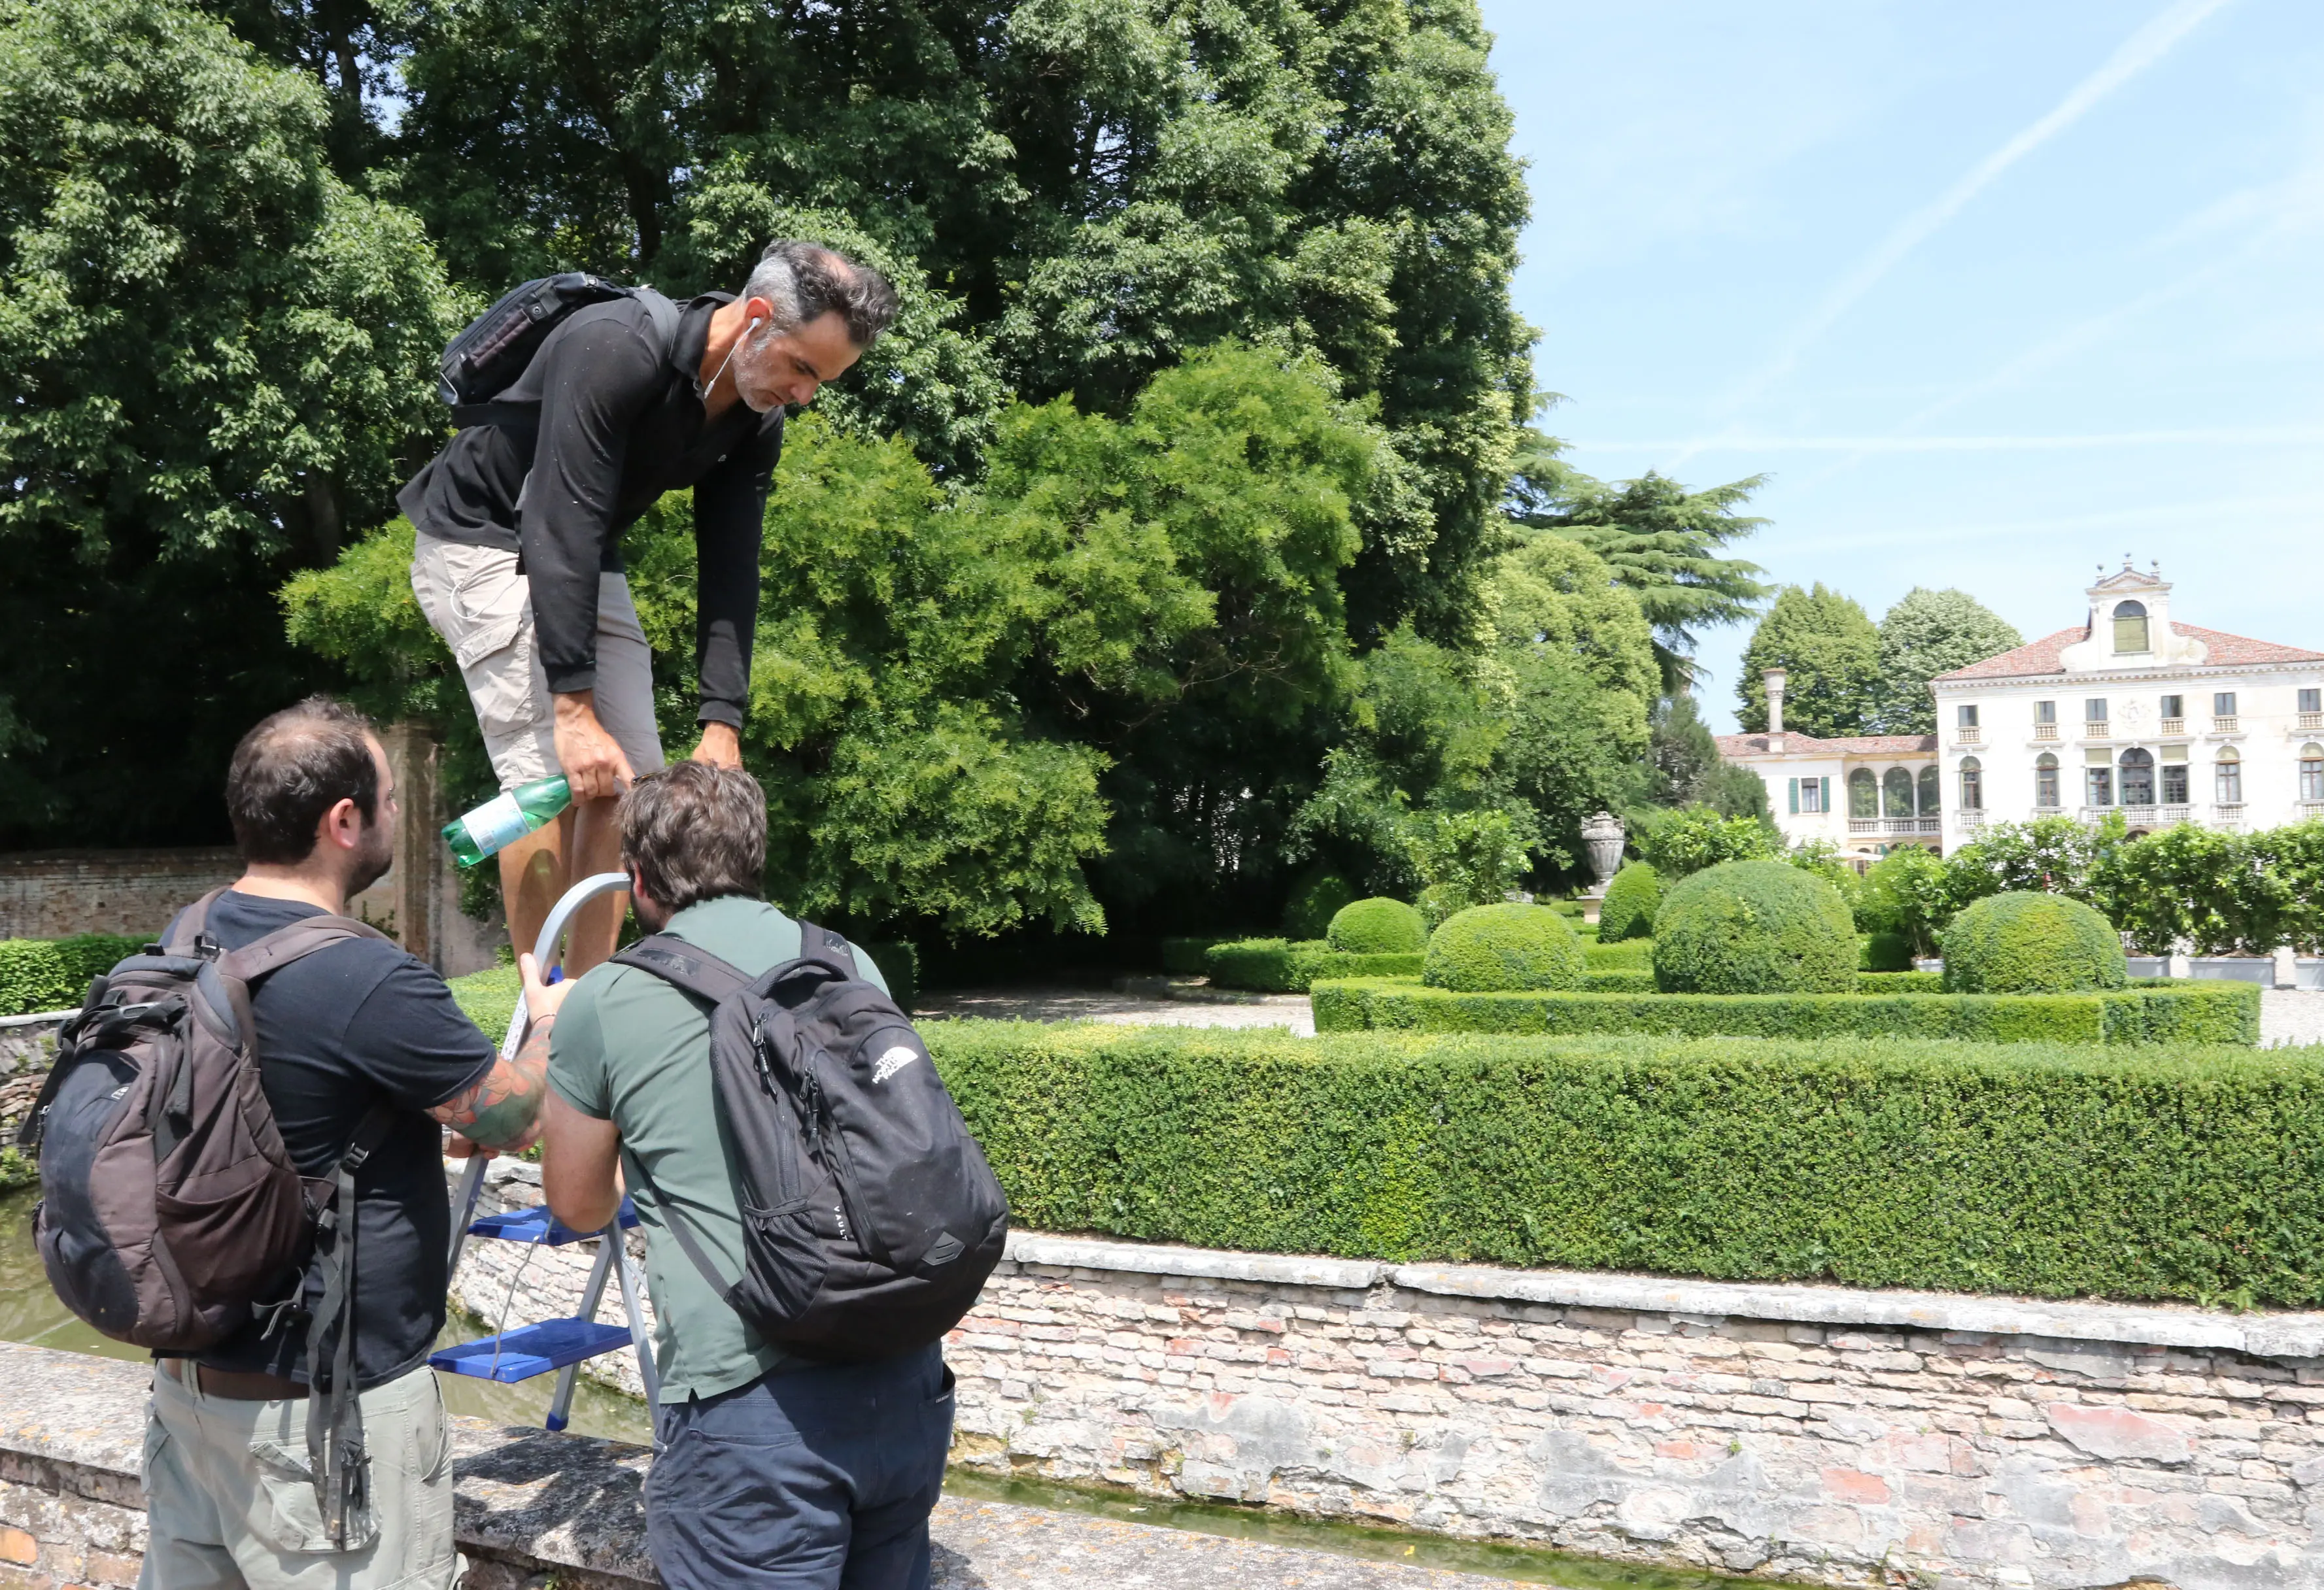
[{"x1": 618, "y1": 761, "x2": 768, "y2": 914}]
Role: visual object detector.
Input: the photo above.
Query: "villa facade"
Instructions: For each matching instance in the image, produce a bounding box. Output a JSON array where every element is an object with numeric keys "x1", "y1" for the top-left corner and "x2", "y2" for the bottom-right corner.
[{"x1": 1720, "y1": 561, "x2": 2324, "y2": 864}]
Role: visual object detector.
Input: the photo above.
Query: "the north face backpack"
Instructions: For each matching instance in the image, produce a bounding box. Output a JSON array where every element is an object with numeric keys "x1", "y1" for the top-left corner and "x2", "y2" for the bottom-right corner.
[
  {"x1": 610, "y1": 923, "x2": 1010, "y2": 1363},
  {"x1": 436, "y1": 272, "x2": 679, "y2": 430},
  {"x1": 14, "y1": 889, "x2": 394, "y2": 1546}
]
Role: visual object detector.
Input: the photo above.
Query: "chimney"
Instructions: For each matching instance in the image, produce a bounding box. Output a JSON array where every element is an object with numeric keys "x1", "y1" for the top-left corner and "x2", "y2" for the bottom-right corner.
[{"x1": 1764, "y1": 668, "x2": 1787, "y2": 753}]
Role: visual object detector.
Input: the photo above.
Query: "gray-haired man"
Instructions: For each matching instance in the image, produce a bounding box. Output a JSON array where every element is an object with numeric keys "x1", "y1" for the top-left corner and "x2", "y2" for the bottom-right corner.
[{"x1": 400, "y1": 241, "x2": 898, "y2": 973}]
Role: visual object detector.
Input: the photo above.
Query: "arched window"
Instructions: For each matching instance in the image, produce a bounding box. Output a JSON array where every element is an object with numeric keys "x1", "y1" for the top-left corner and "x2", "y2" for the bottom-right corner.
[
  {"x1": 1958, "y1": 756, "x2": 1983, "y2": 811},
  {"x1": 1917, "y1": 765, "x2": 1940, "y2": 815},
  {"x1": 1848, "y1": 768, "x2": 1877, "y2": 818},
  {"x1": 2217, "y1": 747, "x2": 2242, "y2": 805},
  {"x1": 2113, "y1": 600, "x2": 2149, "y2": 653},
  {"x1": 2303, "y1": 745, "x2": 2324, "y2": 802},
  {"x1": 2034, "y1": 753, "x2": 2060, "y2": 808},
  {"x1": 1883, "y1": 767, "x2": 1914, "y2": 817},
  {"x1": 2119, "y1": 747, "x2": 2155, "y2": 806}
]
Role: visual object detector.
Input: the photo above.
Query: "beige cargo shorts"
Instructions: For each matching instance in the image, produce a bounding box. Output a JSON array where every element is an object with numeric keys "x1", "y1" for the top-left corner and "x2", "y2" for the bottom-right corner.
[
  {"x1": 139, "y1": 1362, "x2": 458, "y2": 1590},
  {"x1": 409, "y1": 534, "x2": 666, "y2": 793}
]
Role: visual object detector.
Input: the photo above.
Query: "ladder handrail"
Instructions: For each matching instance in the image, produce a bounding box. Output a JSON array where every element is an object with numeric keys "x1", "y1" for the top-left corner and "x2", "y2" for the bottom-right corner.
[{"x1": 447, "y1": 870, "x2": 630, "y2": 1273}]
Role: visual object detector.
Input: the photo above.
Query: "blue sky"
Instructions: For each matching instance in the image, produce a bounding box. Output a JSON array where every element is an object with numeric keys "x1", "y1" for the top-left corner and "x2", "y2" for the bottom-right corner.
[{"x1": 1476, "y1": 0, "x2": 2324, "y2": 730}]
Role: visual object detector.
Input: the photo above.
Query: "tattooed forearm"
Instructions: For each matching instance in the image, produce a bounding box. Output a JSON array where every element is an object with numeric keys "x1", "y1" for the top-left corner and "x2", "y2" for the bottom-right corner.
[{"x1": 431, "y1": 1014, "x2": 554, "y2": 1149}]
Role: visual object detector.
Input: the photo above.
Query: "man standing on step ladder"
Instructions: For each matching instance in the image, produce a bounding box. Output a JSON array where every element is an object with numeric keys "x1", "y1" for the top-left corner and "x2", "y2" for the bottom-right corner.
[
  {"x1": 401, "y1": 240, "x2": 898, "y2": 977},
  {"x1": 136, "y1": 698, "x2": 567, "y2": 1590}
]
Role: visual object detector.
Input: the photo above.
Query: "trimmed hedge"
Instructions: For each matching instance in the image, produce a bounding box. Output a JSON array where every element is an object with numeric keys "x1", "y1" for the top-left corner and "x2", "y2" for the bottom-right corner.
[
  {"x1": 1582, "y1": 938, "x2": 1652, "y2": 971},
  {"x1": 923, "y1": 1021, "x2": 2324, "y2": 1304},
  {"x1": 1326, "y1": 898, "x2": 1426, "y2": 955},
  {"x1": 0, "y1": 933, "x2": 148, "y2": 1017},
  {"x1": 1596, "y1": 862, "x2": 1661, "y2": 941},
  {"x1": 1161, "y1": 937, "x2": 1231, "y2": 976},
  {"x1": 1945, "y1": 891, "x2": 2128, "y2": 994},
  {"x1": 1421, "y1": 904, "x2": 1582, "y2": 992},
  {"x1": 1310, "y1": 976, "x2": 2261, "y2": 1046},
  {"x1": 1861, "y1": 932, "x2": 1914, "y2": 973},
  {"x1": 1205, "y1": 939, "x2": 1424, "y2": 993},
  {"x1": 1654, "y1": 860, "x2": 1857, "y2": 994},
  {"x1": 1581, "y1": 970, "x2": 1946, "y2": 996}
]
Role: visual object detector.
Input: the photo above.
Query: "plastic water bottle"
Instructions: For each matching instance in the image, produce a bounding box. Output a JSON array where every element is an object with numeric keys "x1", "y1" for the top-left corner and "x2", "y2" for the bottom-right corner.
[{"x1": 443, "y1": 776, "x2": 571, "y2": 868}]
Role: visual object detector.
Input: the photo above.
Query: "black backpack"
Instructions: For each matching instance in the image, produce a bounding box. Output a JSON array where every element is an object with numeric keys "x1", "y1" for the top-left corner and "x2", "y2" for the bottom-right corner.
[
  {"x1": 609, "y1": 924, "x2": 1008, "y2": 1363},
  {"x1": 437, "y1": 273, "x2": 679, "y2": 429}
]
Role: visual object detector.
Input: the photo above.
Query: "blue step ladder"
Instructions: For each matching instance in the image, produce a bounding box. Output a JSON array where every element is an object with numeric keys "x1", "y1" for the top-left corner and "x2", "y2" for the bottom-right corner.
[{"x1": 432, "y1": 873, "x2": 661, "y2": 1429}]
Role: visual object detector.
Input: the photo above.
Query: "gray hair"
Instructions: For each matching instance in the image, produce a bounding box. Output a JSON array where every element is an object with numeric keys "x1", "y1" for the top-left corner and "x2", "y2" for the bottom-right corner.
[{"x1": 742, "y1": 241, "x2": 899, "y2": 349}]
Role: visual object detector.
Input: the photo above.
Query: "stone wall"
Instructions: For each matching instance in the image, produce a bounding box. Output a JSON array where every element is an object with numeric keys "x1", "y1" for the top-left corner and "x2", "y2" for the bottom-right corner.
[
  {"x1": 0, "y1": 850, "x2": 241, "y2": 942},
  {"x1": 445, "y1": 1173, "x2": 2324, "y2": 1590}
]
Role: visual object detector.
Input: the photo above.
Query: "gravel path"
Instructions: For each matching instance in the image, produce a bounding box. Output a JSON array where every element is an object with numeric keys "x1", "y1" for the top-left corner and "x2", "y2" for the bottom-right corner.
[
  {"x1": 917, "y1": 984, "x2": 1316, "y2": 1036},
  {"x1": 2262, "y1": 989, "x2": 2324, "y2": 1048}
]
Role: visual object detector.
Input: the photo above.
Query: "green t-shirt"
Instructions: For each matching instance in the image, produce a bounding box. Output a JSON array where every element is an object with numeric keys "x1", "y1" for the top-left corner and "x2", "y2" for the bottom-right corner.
[{"x1": 545, "y1": 896, "x2": 889, "y2": 1403}]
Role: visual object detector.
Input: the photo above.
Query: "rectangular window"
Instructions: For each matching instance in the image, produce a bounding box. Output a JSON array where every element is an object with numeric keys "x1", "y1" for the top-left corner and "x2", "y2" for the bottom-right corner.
[
  {"x1": 1800, "y1": 779, "x2": 1823, "y2": 813},
  {"x1": 2162, "y1": 764, "x2": 2188, "y2": 805},
  {"x1": 2034, "y1": 700, "x2": 2057, "y2": 724},
  {"x1": 2217, "y1": 759, "x2": 2242, "y2": 804},
  {"x1": 2214, "y1": 692, "x2": 2237, "y2": 717},
  {"x1": 2304, "y1": 688, "x2": 2322, "y2": 714},
  {"x1": 1957, "y1": 703, "x2": 1979, "y2": 728},
  {"x1": 2035, "y1": 763, "x2": 2059, "y2": 807},
  {"x1": 2086, "y1": 767, "x2": 2113, "y2": 806},
  {"x1": 2160, "y1": 694, "x2": 2183, "y2": 720},
  {"x1": 2085, "y1": 698, "x2": 2108, "y2": 722},
  {"x1": 2303, "y1": 759, "x2": 2324, "y2": 802}
]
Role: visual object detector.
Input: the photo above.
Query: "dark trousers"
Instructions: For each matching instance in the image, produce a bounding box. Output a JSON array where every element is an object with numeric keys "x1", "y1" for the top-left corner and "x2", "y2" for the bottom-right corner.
[{"x1": 645, "y1": 1345, "x2": 954, "y2": 1590}]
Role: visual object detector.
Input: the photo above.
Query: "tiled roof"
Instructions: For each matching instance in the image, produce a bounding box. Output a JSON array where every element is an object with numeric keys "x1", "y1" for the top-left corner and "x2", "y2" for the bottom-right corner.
[
  {"x1": 1717, "y1": 732, "x2": 1937, "y2": 758},
  {"x1": 1933, "y1": 623, "x2": 2324, "y2": 682}
]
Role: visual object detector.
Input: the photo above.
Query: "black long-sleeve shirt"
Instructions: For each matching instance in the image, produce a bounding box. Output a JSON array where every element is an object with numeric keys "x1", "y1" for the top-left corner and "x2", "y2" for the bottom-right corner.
[{"x1": 398, "y1": 291, "x2": 780, "y2": 728}]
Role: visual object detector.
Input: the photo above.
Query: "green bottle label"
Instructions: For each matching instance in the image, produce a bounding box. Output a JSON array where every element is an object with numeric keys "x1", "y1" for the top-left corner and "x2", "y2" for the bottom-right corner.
[{"x1": 463, "y1": 791, "x2": 531, "y2": 857}]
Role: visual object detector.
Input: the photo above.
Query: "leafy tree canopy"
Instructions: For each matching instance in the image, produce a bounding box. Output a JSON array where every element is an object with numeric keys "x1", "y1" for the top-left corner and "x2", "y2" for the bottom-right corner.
[
  {"x1": 1503, "y1": 427, "x2": 1769, "y2": 692},
  {"x1": 1875, "y1": 587, "x2": 2021, "y2": 734},
  {"x1": 1737, "y1": 584, "x2": 1882, "y2": 739}
]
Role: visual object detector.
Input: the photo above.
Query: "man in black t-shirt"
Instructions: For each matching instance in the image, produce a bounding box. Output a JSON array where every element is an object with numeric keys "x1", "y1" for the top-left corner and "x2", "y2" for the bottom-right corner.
[{"x1": 140, "y1": 698, "x2": 564, "y2": 1590}]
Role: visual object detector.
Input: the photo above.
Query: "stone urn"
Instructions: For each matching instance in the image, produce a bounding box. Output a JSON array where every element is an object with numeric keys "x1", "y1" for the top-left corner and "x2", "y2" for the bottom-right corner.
[{"x1": 1579, "y1": 811, "x2": 1626, "y2": 922}]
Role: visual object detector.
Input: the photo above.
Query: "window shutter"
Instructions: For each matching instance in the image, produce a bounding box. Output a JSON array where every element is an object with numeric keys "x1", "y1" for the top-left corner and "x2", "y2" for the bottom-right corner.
[
  {"x1": 1788, "y1": 778, "x2": 1799, "y2": 814},
  {"x1": 1820, "y1": 777, "x2": 1831, "y2": 813}
]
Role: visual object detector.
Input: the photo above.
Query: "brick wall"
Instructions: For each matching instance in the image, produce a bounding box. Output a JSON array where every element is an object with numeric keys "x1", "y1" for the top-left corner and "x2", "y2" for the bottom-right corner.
[{"x1": 0, "y1": 850, "x2": 241, "y2": 941}]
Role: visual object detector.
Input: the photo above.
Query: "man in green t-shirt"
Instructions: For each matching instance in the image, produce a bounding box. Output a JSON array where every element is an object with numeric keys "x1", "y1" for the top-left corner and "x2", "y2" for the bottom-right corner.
[{"x1": 539, "y1": 762, "x2": 952, "y2": 1590}]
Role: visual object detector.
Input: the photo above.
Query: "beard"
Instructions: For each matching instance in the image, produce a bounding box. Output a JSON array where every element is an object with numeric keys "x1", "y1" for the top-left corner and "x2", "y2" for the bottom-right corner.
[
  {"x1": 345, "y1": 819, "x2": 395, "y2": 899},
  {"x1": 731, "y1": 337, "x2": 788, "y2": 414}
]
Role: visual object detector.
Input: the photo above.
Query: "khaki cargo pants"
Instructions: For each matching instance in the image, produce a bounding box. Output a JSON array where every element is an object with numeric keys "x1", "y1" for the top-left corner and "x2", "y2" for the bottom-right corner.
[{"x1": 139, "y1": 1363, "x2": 458, "y2": 1590}]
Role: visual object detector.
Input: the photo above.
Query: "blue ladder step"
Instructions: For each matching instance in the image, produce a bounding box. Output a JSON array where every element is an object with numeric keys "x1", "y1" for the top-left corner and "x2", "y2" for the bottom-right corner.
[
  {"x1": 430, "y1": 1319, "x2": 632, "y2": 1383},
  {"x1": 466, "y1": 1196, "x2": 640, "y2": 1246}
]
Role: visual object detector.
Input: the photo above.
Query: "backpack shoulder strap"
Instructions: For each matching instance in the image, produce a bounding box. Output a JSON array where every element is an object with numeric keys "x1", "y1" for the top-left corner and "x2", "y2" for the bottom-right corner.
[
  {"x1": 796, "y1": 919, "x2": 859, "y2": 977},
  {"x1": 163, "y1": 887, "x2": 232, "y2": 956},
  {"x1": 218, "y1": 914, "x2": 389, "y2": 985},
  {"x1": 636, "y1": 286, "x2": 682, "y2": 360},
  {"x1": 608, "y1": 933, "x2": 754, "y2": 1005}
]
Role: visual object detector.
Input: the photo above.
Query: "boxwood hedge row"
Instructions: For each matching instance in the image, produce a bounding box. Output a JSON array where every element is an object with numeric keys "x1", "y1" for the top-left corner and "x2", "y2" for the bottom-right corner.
[
  {"x1": 921, "y1": 1022, "x2": 2324, "y2": 1304},
  {"x1": 1205, "y1": 939, "x2": 1424, "y2": 992},
  {"x1": 1310, "y1": 977, "x2": 2260, "y2": 1045},
  {"x1": 1581, "y1": 970, "x2": 1947, "y2": 996},
  {"x1": 0, "y1": 934, "x2": 150, "y2": 1017}
]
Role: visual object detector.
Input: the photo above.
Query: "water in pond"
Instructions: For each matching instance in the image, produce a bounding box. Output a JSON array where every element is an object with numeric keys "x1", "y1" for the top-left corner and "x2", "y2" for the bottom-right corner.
[{"x1": 0, "y1": 1190, "x2": 1769, "y2": 1587}]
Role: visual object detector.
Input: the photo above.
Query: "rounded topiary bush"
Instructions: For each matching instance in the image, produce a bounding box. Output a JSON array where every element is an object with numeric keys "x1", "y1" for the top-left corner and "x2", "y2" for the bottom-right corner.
[
  {"x1": 1326, "y1": 898, "x2": 1427, "y2": 955},
  {"x1": 1941, "y1": 891, "x2": 2127, "y2": 994},
  {"x1": 1422, "y1": 904, "x2": 1584, "y2": 992},
  {"x1": 1596, "y1": 861, "x2": 1661, "y2": 942},
  {"x1": 1282, "y1": 868, "x2": 1359, "y2": 941},
  {"x1": 1651, "y1": 860, "x2": 1858, "y2": 994},
  {"x1": 1860, "y1": 930, "x2": 1915, "y2": 972}
]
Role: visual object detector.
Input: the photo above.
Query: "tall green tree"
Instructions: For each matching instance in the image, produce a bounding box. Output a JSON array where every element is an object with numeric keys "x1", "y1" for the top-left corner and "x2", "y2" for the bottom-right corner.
[
  {"x1": 0, "y1": 0, "x2": 461, "y2": 845},
  {"x1": 1503, "y1": 428, "x2": 1769, "y2": 692},
  {"x1": 1874, "y1": 587, "x2": 2021, "y2": 734},
  {"x1": 1737, "y1": 584, "x2": 1883, "y2": 739}
]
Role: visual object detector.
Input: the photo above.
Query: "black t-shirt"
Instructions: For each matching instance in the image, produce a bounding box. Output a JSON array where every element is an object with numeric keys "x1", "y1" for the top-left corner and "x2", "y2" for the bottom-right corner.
[{"x1": 170, "y1": 891, "x2": 496, "y2": 1389}]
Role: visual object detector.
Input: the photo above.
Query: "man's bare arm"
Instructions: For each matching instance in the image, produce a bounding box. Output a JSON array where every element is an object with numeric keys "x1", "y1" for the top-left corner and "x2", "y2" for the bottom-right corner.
[
  {"x1": 541, "y1": 1091, "x2": 623, "y2": 1232},
  {"x1": 432, "y1": 953, "x2": 570, "y2": 1153},
  {"x1": 430, "y1": 1017, "x2": 551, "y2": 1151}
]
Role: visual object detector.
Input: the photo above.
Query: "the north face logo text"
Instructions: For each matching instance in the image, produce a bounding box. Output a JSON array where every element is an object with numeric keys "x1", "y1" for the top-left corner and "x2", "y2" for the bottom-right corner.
[{"x1": 872, "y1": 1045, "x2": 920, "y2": 1084}]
